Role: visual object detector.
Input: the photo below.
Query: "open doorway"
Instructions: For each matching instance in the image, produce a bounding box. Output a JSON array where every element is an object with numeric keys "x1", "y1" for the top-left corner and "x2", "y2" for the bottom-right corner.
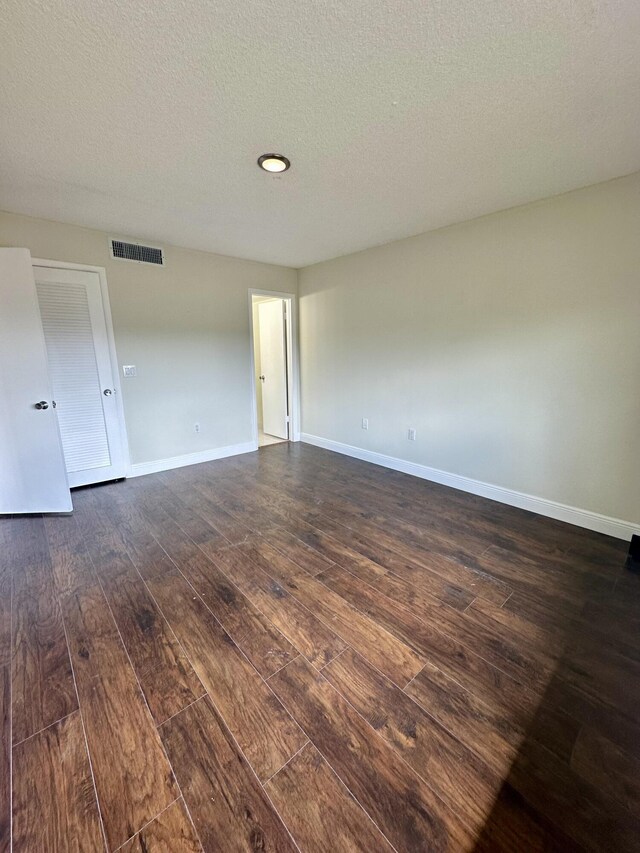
[{"x1": 251, "y1": 293, "x2": 292, "y2": 447}]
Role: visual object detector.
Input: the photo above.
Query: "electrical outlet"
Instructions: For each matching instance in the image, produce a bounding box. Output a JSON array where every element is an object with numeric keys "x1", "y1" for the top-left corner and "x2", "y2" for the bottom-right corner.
[
  {"x1": 194, "y1": 422, "x2": 200, "y2": 433},
  {"x1": 362, "y1": 418, "x2": 369, "y2": 430},
  {"x1": 408, "y1": 428, "x2": 416, "y2": 441}
]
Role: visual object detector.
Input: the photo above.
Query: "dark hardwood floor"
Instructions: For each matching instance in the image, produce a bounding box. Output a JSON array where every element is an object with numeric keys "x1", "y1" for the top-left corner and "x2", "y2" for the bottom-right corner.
[{"x1": 1, "y1": 442, "x2": 638, "y2": 851}]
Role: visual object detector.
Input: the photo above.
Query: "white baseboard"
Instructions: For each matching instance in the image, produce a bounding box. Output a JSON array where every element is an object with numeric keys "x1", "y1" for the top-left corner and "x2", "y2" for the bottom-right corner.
[
  {"x1": 129, "y1": 440, "x2": 258, "y2": 478},
  {"x1": 300, "y1": 433, "x2": 637, "y2": 541}
]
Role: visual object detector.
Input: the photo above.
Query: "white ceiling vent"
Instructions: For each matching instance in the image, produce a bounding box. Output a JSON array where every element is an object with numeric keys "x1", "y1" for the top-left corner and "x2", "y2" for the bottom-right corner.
[{"x1": 110, "y1": 238, "x2": 164, "y2": 266}]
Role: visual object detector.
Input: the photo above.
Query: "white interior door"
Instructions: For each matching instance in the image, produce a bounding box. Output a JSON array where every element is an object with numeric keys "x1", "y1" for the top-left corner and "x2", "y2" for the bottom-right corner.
[
  {"x1": 33, "y1": 265, "x2": 127, "y2": 487},
  {"x1": 258, "y1": 300, "x2": 288, "y2": 439},
  {"x1": 0, "y1": 249, "x2": 72, "y2": 513}
]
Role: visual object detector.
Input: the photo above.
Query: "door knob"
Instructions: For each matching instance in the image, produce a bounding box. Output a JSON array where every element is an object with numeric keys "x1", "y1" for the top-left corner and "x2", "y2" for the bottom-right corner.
[
  {"x1": 34, "y1": 401, "x2": 49, "y2": 410},
  {"x1": 259, "y1": 375, "x2": 265, "y2": 382},
  {"x1": 103, "y1": 388, "x2": 113, "y2": 396}
]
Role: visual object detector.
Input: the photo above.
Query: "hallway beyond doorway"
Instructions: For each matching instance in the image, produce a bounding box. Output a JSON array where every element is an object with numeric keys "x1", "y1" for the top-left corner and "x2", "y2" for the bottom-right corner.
[{"x1": 259, "y1": 430, "x2": 287, "y2": 447}]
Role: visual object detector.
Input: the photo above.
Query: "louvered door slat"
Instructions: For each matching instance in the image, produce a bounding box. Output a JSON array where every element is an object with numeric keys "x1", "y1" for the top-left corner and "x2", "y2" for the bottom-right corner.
[
  {"x1": 33, "y1": 264, "x2": 126, "y2": 487},
  {"x1": 36, "y1": 281, "x2": 112, "y2": 473}
]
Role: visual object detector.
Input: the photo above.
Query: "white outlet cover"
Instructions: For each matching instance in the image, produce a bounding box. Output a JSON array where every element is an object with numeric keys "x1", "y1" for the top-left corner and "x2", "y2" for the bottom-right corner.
[{"x1": 122, "y1": 365, "x2": 137, "y2": 377}]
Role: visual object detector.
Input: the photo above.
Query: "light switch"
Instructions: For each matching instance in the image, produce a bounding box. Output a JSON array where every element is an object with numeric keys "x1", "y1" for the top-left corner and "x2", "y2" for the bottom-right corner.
[{"x1": 122, "y1": 365, "x2": 137, "y2": 377}]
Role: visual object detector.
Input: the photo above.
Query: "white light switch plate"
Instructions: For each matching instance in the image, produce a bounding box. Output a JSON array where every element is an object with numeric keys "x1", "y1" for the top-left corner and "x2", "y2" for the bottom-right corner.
[{"x1": 122, "y1": 365, "x2": 137, "y2": 377}]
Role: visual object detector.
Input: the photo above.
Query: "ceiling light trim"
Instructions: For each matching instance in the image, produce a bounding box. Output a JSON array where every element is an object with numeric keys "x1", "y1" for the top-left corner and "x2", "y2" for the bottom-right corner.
[{"x1": 257, "y1": 153, "x2": 291, "y2": 173}]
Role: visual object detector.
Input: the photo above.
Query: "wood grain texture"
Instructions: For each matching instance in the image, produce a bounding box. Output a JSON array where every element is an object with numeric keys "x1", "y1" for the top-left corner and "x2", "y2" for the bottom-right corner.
[
  {"x1": 504, "y1": 738, "x2": 640, "y2": 851},
  {"x1": 556, "y1": 639, "x2": 640, "y2": 720},
  {"x1": 3, "y1": 442, "x2": 635, "y2": 851},
  {"x1": 119, "y1": 800, "x2": 202, "y2": 853},
  {"x1": 323, "y1": 648, "x2": 503, "y2": 833},
  {"x1": 168, "y1": 478, "x2": 255, "y2": 546},
  {"x1": 167, "y1": 544, "x2": 298, "y2": 678},
  {"x1": 541, "y1": 675, "x2": 640, "y2": 758},
  {"x1": 146, "y1": 568, "x2": 307, "y2": 780},
  {"x1": 44, "y1": 514, "x2": 98, "y2": 601},
  {"x1": 264, "y1": 518, "x2": 474, "y2": 610},
  {"x1": 570, "y1": 726, "x2": 640, "y2": 811},
  {"x1": 269, "y1": 655, "x2": 472, "y2": 852},
  {"x1": 196, "y1": 478, "x2": 292, "y2": 532},
  {"x1": 405, "y1": 658, "x2": 523, "y2": 776},
  {"x1": 12, "y1": 711, "x2": 104, "y2": 852},
  {"x1": 160, "y1": 696, "x2": 297, "y2": 852},
  {"x1": 210, "y1": 546, "x2": 347, "y2": 668},
  {"x1": 468, "y1": 544, "x2": 610, "y2": 604},
  {"x1": 48, "y1": 508, "x2": 205, "y2": 726},
  {"x1": 0, "y1": 545, "x2": 11, "y2": 669},
  {"x1": 467, "y1": 595, "x2": 563, "y2": 652},
  {"x1": 258, "y1": 525, "x2": 336, "y2": 576},
  {"x1": 234, "y1": 539, "x2": 425, "y2": 685},
  {"x1": 98, "y1": 560, "x2": 205, "y2": 725},
  {"x1": 302, "y1": 508, "x2": 502, "y2": 607},
  {"x1": 145, "y1": 488, "x2": 229, "y2": 555},
  {"x1": 265, "y1": 743, "x2": 394, "y2": 852},
  {"x1": 9, "y1": 517, "x2": 77, "y2": 744},
  {"x1": 0, "y1": 667, "x2": 9, "y2": 853},
  {"x1": 335, "y1": 512, "x2": 514, "y2": 605},
  {"x1": 133, "y1": 493, "x2": 298, "y2": 678},
  {"x1": 82, "y1": 483, "x2": 185, "y2": 586},
  {"x1": 318, "y1": 562, "x2": 553, "y2": 690},
  {"x1": 62, "y1": 581, "x2": 178, "y2": 850}
]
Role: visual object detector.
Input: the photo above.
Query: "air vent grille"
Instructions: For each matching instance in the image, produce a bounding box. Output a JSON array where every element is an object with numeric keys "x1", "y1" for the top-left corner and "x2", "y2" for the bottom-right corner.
[{"x1": 110, "y1": 239, "x2": 164, "y2": 266}]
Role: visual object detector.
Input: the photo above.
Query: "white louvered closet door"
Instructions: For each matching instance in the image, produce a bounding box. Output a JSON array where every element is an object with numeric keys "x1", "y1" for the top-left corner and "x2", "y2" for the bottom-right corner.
[{"x1": 34, "y1": 265, "x2": 127, "y2": 487}]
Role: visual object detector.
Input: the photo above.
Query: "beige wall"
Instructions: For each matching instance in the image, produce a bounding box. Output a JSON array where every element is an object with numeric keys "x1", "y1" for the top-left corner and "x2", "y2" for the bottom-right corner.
[
  {"x1": 299, "y1": 173, "x2": 640, "y2": 524},
  {"x1": 0, "y1": 212, "x2": 297, "y2": 465},
  {"x1": 3, "y1": 175, "x2": 638, "y2": 525}
]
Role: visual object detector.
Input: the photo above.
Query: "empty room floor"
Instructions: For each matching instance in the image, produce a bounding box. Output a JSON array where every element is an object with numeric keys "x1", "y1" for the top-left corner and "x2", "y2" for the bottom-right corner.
[{"x1": 2, "y1": 443, "x2": 638, "y2": 851}]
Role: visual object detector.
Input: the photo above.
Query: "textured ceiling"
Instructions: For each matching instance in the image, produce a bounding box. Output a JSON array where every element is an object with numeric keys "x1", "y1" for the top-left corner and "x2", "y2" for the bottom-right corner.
[{"x1": 1, "y1": 1, "x2": 639, "y2": 267}]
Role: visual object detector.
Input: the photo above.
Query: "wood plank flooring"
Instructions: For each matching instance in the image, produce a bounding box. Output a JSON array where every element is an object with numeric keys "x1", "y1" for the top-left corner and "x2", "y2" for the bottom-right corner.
[{"x1": 2, "y1": 442, "x2": 638, "y2": 851}]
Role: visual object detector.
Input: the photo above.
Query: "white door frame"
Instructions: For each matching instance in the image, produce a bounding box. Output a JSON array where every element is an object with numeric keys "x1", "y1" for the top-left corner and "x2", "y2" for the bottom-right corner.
[
  {"x1": 32, "y1": 258, "x2": 131, "y2": 478},
  {"x1": 249, "y1": 288, "x2": 300, "y2": 447}
]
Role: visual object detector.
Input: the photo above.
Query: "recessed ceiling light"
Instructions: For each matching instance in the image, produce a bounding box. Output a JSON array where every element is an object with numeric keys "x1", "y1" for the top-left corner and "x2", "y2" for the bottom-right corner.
[{"x1": 258, "y1": 153, "x2": 290, "y2": 173}]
